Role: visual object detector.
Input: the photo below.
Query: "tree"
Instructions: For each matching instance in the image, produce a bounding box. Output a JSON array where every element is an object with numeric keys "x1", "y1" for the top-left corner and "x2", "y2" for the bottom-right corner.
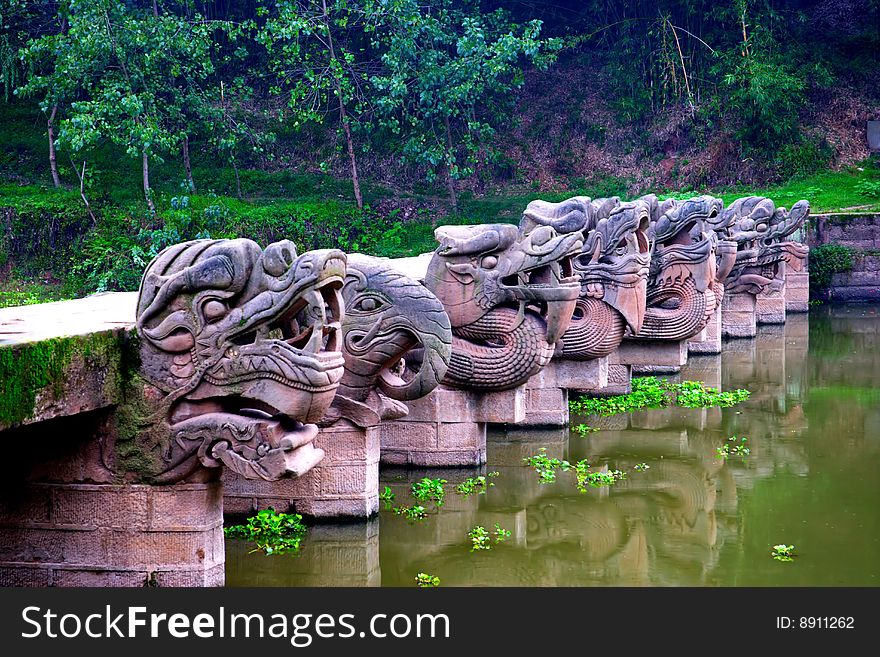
[
  {"x1": 257, "y1": 0, "x2": 380, "y2": 209},
  {"x1": 370, "y1": 0, "x2": 560, "y2": 212},
  {"x1": 17, "y1": 1, "x2": 231, "y2": 211}
]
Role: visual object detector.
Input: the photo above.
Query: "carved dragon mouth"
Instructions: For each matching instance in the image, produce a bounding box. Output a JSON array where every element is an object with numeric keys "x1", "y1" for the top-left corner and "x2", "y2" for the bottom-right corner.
[
  {"x1": 499, "y1": 234, "x2": 582, "y2": 342},
  {"x1": 188, "y1": 254, "x2": 347, "y2": 423}
]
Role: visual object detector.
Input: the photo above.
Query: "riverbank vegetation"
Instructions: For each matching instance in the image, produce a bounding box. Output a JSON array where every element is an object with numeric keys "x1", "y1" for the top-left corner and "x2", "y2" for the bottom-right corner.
[{"x1": 1, "y1": 1, "x2": 878, "y2": 306}]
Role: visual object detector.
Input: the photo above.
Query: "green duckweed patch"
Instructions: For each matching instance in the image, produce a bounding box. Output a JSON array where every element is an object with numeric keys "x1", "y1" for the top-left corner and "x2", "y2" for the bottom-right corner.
[
  {"x1": 224, "y1": 508, "x2": 308, "y2": 556},
  {"x1": 569, "y1": 377, "x2": 750, "y2": 416}
]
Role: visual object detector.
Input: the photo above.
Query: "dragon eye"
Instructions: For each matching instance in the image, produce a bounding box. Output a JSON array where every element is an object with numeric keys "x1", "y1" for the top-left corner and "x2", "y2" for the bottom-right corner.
[
  {"x1": 203, "y1": 300, "x2": 227, "y2": 322},
  {"x1": 353, "y1": 295, "x2": 385, "y2": 313},
  {"x1": 481, "y1": 255, "x2": 498, "y2": 269}
]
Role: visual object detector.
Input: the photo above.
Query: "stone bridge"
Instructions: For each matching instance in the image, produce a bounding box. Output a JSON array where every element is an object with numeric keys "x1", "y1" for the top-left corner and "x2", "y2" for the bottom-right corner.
[{"x1": 0, "y1": 193, "x2": 810, "y2": 586}]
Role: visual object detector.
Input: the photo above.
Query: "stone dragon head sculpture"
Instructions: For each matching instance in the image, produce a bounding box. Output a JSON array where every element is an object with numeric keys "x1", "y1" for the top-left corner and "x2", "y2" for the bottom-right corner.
[
  {"x1": 321, "y1": 254, "x2": 452, "y2": 428},
  {"x1": 134, "y1": 238, "x2": 346, "y2": 483},
  {"x1": 714, "y1": 196, "x2": 810, "y2": 295},
  {"x1": 629, "y1": 194, "x2": 723, "y2": 341},
  {"x1": 424, "y1": 223, "x2": 582, "y2": 390},
  {"x1": 520, "y1": 196, "x2": 651, "y2": 360}
]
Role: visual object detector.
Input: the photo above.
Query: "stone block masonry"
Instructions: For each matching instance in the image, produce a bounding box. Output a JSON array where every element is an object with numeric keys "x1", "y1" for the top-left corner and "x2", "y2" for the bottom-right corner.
[
  {"x1": 223, "y1": 421, "x2": 380, "y2": 519},
  {"x1": 0, "y1": 478, "x2": 224, "y2": 587},
  {"x1": 807, "y1": 213, "x2": 880, "y2": 302}
]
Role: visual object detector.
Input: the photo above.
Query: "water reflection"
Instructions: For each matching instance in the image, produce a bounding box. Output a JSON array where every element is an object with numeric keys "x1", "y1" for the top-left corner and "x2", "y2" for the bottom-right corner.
[{"x1": 227, "y1": 308, "x2": 880, "y2": 586}]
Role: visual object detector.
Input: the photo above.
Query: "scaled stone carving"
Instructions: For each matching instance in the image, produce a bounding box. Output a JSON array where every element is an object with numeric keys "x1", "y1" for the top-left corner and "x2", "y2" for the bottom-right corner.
[
  {"x1": 520, "y1": 196, "x2": 651, "y2": 359},
  {"x1": 714, "y1": 196, "x2": 810, "y2": 295},
  {"x1": 424, "y1": 223, "x2": 582, "y2": 390},
  {"x1": 321, "y1": 253, "x2": 452, "y2": 428},
  {"x1": 134, "y1": 238, "x2": 347, "y2": 483},
  {"x1": 630, "y1": 195, "x2": 723, "y2": 341}
]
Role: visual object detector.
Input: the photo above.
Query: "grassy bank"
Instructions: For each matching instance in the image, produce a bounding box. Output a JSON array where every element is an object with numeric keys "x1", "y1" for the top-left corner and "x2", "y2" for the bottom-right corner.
[{"x1": 2, "y1": 120, "x2": 879, "y2": 309}]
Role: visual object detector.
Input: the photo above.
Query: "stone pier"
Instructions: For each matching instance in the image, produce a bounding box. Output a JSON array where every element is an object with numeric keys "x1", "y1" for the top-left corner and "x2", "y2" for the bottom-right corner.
[
  {"x1": 613, "y1": 338, "x2": 688, "y2": 374},
  {"x1": 519, "y1": 357, "x2": 609, "y2": 426},
  {"x1": 0, "y1": 295, "x2": 226, "y2": 586},
  {"x1": 377, "y1": 385, "x2": 524, "y2": 466},
  {"x1": 756, "y1": 273, "x2": 787, "y2": 325},
  {"x1": 785, "y1": 248, "x2": 810, "y2": 312},
  {"x1": 722, "y1": 290, "x2": 757, "y2": 338},
  {"x1": 223, "y1": 421, "x2": 380, "y2": 519},
  {"x1": 688, "y1": 290, "x2": 723, "y2": 354}
]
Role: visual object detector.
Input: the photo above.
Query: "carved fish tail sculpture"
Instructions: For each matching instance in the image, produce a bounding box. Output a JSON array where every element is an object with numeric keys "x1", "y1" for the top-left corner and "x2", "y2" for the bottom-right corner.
[
  {"x1": 135, "y1": 238, "x2": 347, "y2": 483},
  {"x1": 425, "y1": 223, "x2": 582, "y2": 391},
  {"x1": 321, "y1": 254, "x2": 452, "y2": 428},
  {"x1": 634, "y1": 194, "x2": 723, "y2": 341}
]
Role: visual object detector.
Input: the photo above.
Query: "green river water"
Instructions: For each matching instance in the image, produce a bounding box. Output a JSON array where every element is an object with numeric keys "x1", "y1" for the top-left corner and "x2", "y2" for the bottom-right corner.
[{"x1": 226, "y1": 305, "x2": 880, "y2": 586}]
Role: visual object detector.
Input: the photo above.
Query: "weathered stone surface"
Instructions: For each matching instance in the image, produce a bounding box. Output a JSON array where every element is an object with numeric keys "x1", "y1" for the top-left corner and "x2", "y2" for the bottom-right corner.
[
  {"x1": 134, "y1": 238, "x2": 348, "y2": 484},
  {"x1": 0, "y1": 479, "x2": 224, "y2": 587},
  {"x1": 379, "y1": 418, "x2": 486, "y2": 467},
  {"x1": 0, "y1": 291, "x2": 136, "y2": 432},
  {"x1": 522, "y1": 197, "x2": 650, "y2": 359},
  {"x1": 614, "y1": 339, "x2": 688, "y2": 373},
  {"x1": 722, "y1": 289, "x2": 757, "y2": 338},
  {"x1": 223, "y1": 421, "x2": 380, "y2": 519},
  {"x1": 391, "y1": 384, "x2": 524, "y2": 424},
  {"x1": 425, "y1": 223, "x2": 581, "y2": 391},
  {"x1": 320, "y1": 254, "x2": 452, "y2": 429},
  {"x1": 633, "y1": 195, "x2": 722, "y2": 341},
  {"x1": 688, "y1": 289, "x2": 723, "y2": 354},
  {"x1": 756, "y1": 290, "x2": 787, "y2": 324},
  {"x1": 785, "y1": 252, "x2": 810, "y2": 312},
  {"x1": 714, "y1": 197, "x2": 809, "y2": 313}
]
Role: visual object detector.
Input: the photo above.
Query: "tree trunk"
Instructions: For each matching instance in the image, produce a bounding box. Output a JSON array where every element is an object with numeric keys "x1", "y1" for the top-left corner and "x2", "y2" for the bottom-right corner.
[
  {"x1": 444, "y1": 116, "x2": 458, "y2": 214},
  {"x1": 47, "y1": 105, "x2": 61, "y2": 188},
  {"x1": 321, "y1": 0, "x2": 363, "y2": 210},
  {"x1": 143, "y1": 151, "x2": 156, "y2": 213},
  {"x1": 182, "y1": 136, "x2": 195, "y2": 192},
  {"x1": 231, "y1": 158, "x2": 242, "y2": 200}
]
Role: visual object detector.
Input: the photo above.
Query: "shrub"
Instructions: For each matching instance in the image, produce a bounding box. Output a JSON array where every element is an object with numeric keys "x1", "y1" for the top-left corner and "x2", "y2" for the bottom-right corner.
[{"x1": 809, "y1": 243, "x2": 854, "y2": 291}]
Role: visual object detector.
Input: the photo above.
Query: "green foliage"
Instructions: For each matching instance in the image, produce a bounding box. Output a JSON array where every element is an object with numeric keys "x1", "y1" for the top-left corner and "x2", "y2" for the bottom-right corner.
[
  {"x1": 716, "y1": 436, "x2": 751, "y2": 460},
  {"x1": 809, "y1": 243, "x2": 855, "y2": 291},
  {"x1": 467, "y1": 523, "x2": 509, "y2": 552},
  {"x1": 570, "y1": 377, "x2": 751, "y2": 416},
  {"x1": 16, "y1": 1, "x2": 239, "y2": 199},
  {"x1": 523, "y1": 447, "x2": 572, "y2": 484},
  {"x1": 771, "y1": 544, "x2": 796, "y2": 562},
  {"x1": 468, "y1": 525, "x2": 491, "y2": 551},
  {"x1": 572, "y1": 423, "x2": 598, "y2": 437},
  {"x1": 392, "y1": 504, "x2": 427, "y2": 521},
  {"x1": 634, "y1": 463, "x2": 650, "y2": 472},
  {"x1": 454, "y1": 472, "x2": 498, "y2": 497},
  {"x1": 379, "y1": 485, "x2": 395, "y2": 509},
  {"x1": 575, "y1": 463, "x2": 626, "y2": 491},
  {"x1": 776, "y1": 139, "x2": 834, "y2": 180},
  {"x1": 673, "y1": 380, "x2": 751, "y2": 408},
  {"x1": 855, "y1": 179, "x2": 880, "y2": 198},
  {"x1": 370, "y1": 0, "x2": 560, "y2": 199},
  {"x1": 411, "y1": 477, "x2": 446, "y2": 507},
  {"x1": 415, "y1": 572, "x2": 440, "y2": 588},
  {"x1": 224, "y1": 508, "x2": 308, "y2": 556}
]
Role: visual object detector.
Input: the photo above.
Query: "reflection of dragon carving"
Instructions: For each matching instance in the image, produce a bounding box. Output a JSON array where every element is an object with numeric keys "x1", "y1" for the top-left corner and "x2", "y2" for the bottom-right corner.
[
  {"x1": 520, "y1": 196, "x2": 651, "y2": 359},
  {"x1": 321, "y1": 254, "x2": 452, "y2": 428},
  {"x1": 424, "y1": 223, "x2": 582, "y2": 390},
  {"x1": 630, "y1": 195, "x2": 723, "y2": 341},
  {"x1": 714, "y1": 197, "x2": 810, "y2": 295},
  {"x1": 135, "y1": 238, "x2": 346, "y2": 483}
]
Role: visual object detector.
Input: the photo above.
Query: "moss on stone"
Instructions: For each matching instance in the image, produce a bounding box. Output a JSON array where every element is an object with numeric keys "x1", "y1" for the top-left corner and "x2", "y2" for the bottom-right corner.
[
  {"x1": 0, "y1": 330, "x2": 129, "y2": 428},
  {"x1": 0, "y1": 337, "x2": 73, "y2": 427}
]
